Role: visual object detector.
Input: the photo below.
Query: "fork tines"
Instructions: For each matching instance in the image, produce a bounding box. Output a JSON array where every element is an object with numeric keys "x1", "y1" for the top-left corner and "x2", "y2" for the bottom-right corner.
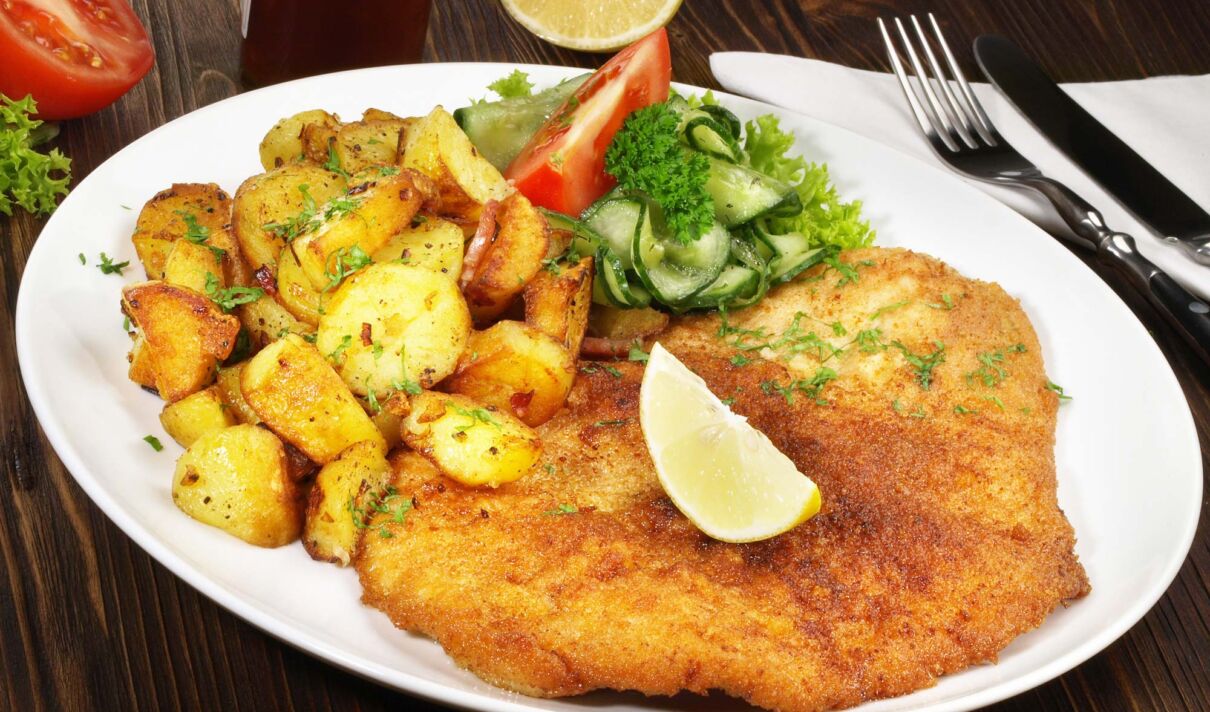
[{"x1": 878, "y1": 14, "x2": 999, "y2": 152}]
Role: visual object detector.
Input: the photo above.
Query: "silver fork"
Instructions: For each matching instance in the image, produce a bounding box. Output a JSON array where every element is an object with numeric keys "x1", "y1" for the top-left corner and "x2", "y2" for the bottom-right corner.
[{"x1": 879, "y1": 14, "x2": 1210, "y2": 362}]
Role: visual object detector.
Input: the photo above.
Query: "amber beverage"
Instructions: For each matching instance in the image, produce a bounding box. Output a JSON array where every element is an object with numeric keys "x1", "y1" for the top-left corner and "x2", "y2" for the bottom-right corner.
[{"x1": 240, "y1": 0, "x2": 433, "y2": 86}]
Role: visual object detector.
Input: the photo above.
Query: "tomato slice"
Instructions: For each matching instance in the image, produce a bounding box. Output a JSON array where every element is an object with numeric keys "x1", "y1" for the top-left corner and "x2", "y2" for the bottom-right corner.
[
  {"x1": 505, "y1": 28, "x2": 671, "y2": 217},
  {"x1": 0, "y1": 0, "x2": 154, "y2": 120}
]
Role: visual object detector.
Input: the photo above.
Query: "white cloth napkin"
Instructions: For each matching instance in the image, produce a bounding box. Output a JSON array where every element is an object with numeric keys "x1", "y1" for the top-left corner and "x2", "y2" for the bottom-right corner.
[{"x1": 710, "y1": 52, "x2": 1210, "y2": 299}]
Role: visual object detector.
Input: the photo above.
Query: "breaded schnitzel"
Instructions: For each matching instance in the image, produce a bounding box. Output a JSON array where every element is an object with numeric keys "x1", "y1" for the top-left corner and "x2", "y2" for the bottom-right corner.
[{"x1": 356, "y1": 247, "x2": 1089, "y2": 711}]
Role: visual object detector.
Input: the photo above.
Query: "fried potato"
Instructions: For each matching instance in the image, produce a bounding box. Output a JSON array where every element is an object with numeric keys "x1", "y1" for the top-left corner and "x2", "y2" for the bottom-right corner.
[
  {"x1": 159, "y1": 386, "x2": 236, "y2": 448},
  {"x1": 372, "y1": 217, "x2": 464, "y2": 278},
  {"x1": 464, "y1": 192, "x2": 550, "y2": 323},
  {"x1": 588, "y1": 305, "x2": 670, "y2": 342},
  {"x1": 302, "y1": 440, "x2": 392, "y2": 565},
  {"x1": 162, "y1": 239, "x2": 223, "y2": 294},
  {"x1": 239, "y1": 293, "x2": 312, "y2": 349},
  {"x1": 315, "y1": 262, "x2": 470, "y2": 396},
  {"x1": 259, "y1": 109, "x2": 341, "y2": 170},
  {"x1": 291, "y1": 172, "x2": 428, "y2": 291},
  {"x1": 172, "y1": 424, "x2": 303, "y2": 547},
  {"x1": 370, "y1": 407, "x2": 404, "y2": 451},
  {"x1": 132, "y1": 183, "x2": 232, "y2": 280},
  {"x1": 122, "y1": 281, "x2": 242, "y2": 402},
  {"x1": 524, "y1": 256, "x2": 592, "y2": 354},
  {"x1": 274, "y1": 247, "x2": 326, "y2": 326},
  {"x1": 127, "y1": 334, "x2": 157, "y2": 391},
  {"x1": 332, "y1": 119, "x2": 410, "y2": 174},
  {"x1": 444, "y1": 320, "x2": 575, "y2": 427},
  {"x1": 233, "y1": 164, "x2": 346, "y2": 271},
  {"x1": 400, "y1": 106, "x2": 511, "y2": 218},
  {"x1": 215, "y1": 363, "x2": 260, "y2": 425},
  {"x1": 402, "y1": 392, "x2": 541, "y2": 488},
  {"x1": 241, "y1": 333, "x2": 386, "y2": 463}
]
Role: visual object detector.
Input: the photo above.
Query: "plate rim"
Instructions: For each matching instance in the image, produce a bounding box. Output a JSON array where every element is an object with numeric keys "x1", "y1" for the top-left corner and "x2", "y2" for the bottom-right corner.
[{"x1": 14, "y1": 61, "x2": 1203, "y2": 712}]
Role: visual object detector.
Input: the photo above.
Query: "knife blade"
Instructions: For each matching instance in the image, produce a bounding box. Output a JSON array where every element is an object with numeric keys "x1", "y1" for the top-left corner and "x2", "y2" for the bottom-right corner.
[{"x1": 973, "y1": 34, "x2": 1210, "y2": 266}]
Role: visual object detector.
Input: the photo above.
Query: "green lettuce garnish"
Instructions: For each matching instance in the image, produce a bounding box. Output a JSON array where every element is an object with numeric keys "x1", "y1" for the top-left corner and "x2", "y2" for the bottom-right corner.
[
  {"x1": 487, "y1": 70, "x2": 535, "y2": 100},
  {"x1": 0, "y1": 94, "x2": 71, "y2": 217},
  {"x1": 744, "y1": 114, "x2": 873, "y2": 250}
]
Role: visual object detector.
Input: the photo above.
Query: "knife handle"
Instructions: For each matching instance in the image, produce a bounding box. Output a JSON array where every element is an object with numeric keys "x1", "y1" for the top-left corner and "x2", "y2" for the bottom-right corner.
[{"x1": 1100, "y1": 232, "x2": 1210, "y2": 363}]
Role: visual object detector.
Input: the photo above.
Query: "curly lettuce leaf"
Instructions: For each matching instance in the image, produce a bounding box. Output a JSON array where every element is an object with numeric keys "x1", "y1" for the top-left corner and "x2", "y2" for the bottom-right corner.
[
  {"x1": 744, "y1": 114, "x2": 873, "y2": 250},
  {"x1": 488, "y1": 70, "x2": 535, "y2": 100},
  {"x1": 1, "y1": 94, "x2": 71, "y2": 217}
]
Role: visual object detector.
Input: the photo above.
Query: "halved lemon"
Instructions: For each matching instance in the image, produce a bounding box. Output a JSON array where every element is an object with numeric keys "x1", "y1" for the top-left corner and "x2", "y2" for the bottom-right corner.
[
  {"x1": 501, "y1": 0, "x2": 683, "y2": 52},
  {"x1": 639, "y1": 343, "x2": 822, "y2": 543}
]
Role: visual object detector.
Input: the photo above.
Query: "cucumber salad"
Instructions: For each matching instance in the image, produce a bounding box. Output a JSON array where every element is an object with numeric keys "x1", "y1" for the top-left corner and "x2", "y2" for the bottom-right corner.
[{"x1": 456, "y1": 50, "x2": 873, "y2": 314}]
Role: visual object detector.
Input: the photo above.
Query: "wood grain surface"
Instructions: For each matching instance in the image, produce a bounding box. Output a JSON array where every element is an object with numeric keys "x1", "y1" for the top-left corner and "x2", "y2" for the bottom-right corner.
[{"x1": 2, "y1": 0, "x2": 1208, "y2": 710}]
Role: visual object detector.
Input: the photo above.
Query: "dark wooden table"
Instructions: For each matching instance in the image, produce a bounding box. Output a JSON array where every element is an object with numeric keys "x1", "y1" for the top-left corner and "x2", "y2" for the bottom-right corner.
[{"x1": 3, "y1": 0, "x2": 1208, "y2": 709}]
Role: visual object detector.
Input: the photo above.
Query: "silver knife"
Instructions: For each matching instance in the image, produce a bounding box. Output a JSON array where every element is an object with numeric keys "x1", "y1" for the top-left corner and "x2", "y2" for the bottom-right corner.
[{"x1": 973, "y1": 34, "x2": 1210, "y2": 267}]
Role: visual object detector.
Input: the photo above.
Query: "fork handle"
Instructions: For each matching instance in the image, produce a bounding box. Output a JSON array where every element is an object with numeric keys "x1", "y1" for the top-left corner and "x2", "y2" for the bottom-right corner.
[{"x1": 1024, "y1": 176, "x2": 1210, "y2": 362}]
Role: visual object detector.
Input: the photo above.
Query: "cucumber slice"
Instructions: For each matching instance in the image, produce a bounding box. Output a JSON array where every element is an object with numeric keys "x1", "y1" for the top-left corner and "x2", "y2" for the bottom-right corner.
[
  {"x1": 632, "y1": 208, "x2": 730, "y2": 305},
  {"x1": 705, "y1": 157, "x2": 797, "y2": 226},
  {"x1": 594, "y1": 245, "x2": 650, "y2": 308},
  {"x1": 700, "y1": 104, "x2": 742, "y2": 140},
  {"x1": 454, "y1": 75, "x2": 589, "y2": 170},
  {"x1": 583, "y1": 197, "x2": 643, "y2": 271},
  {"x1": 680, "y1": 264, "x2": 759, "y2": 310},
  {"x1": 540, "y1": 208, "x2": 603, "y2": 260},
  {"x1": 684, "y1": 117, "x2": 741, "y2": 163}
]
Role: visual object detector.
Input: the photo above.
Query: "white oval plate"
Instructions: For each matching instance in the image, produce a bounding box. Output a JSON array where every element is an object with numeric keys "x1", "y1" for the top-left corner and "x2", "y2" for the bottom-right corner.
[{"x1": 16, "y1": 64, "x2": 1202, "y2": 712}]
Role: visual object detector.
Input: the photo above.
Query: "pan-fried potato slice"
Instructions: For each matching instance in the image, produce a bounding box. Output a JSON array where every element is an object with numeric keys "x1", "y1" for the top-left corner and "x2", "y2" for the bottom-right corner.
[
  {"x1": 215, "y1": 363, "x2": 259, "y2": 425},
  {"x1": 402, "y1": 392, "x2": 541, "y2": 488},
  {"x1": 302, "y1": 440, "x2": 393, "y2": 565},
  {"x1": 372, "y1": 217, "x2": 464, "y2": 278},
  {"x1": 132, "y1": 183, "x2": 232, "y2": 280},
  {"x1": 122, "y1": 281, "x2": 241, "y2": 401},
  {"x1": 523, "y1": 256, "x2": 592, "y2": 354},
  {"x1": 464, "y1": 192, "x2": 550, "y2": 323},
  {"x1": 274, "y1": 247, "x2": 326, "y2": 326},
  {"x1": 316, "y1": 262, "x2": 470, "y2": 396},
  {"x1": 233, "y1": 164, "x2": 347, "y2": 271},
  {"x1": 291, "y1": 172, "x2": 428, "y2": 291},
  {"x1": 259, "y1": 109, "x2": 341, "y2": 170},
  {"x1": 241, "y1": 333, "x2": 386, "y2": 463},
  {"x1": 332, "y1": 120, "x2": 409, "y2": 174},
  {"x1": 172, "y1": 424, "x2": 303, "y2": 547},
  {"x1": 162, "y1": 240, "x2": 224, "y2": 293},
  {"x1": 127, "y1": 334, "x2": 157, "y2": 390},
  {"x1": 300, "y1": 121, "x2": 340, "y2": 165},
  {"x1": 444, "y1": 320, "x2": 575, "y2": 427},
  {"x1": 401, "y1": 106, "x2": 511, "y2": 218},
  {"x1": 369, "y1": 407, "x2": 404, "y2": 451},
  {"x1": 588, "y1": 304, "x2": 670, "y2": 341},
  {"x1": 239, "y1": 292, "x2": 313, "y2": 348},
  {"x1": 159, "y1": 386, "x2": 236, "y2": 447}
]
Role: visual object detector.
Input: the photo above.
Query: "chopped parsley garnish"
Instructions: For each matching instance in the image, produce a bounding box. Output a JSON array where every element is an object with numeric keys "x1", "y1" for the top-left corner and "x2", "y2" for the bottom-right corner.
[
  {"x1": 730, "y1": 353, "x2": 753, "y2": 367},
  {"x1": 323, "y1": 245, "x2": 372, "y2": 291},
  {"x1": 451, "y1": 404, "x2": 499, "y2": 431},
  {"x1": 954, "y1": 404, "x2": 977, "y2": 415},
  {"x1": 983, "y1": 394, "x2": 1005, "y2": 411},
  {"x1": 854, "y1": 328, "x2": 886, "y2": 353},
  {"x1": 593, "y1": 419, "x2": 628, "y2": 427},
  {"x1": 892, "y1": 399, "x2": 904, "y2": 413},
  {"x1": 323, "y1": 142, "x2": 349, "y2": 177},
  {"x1": 544, "y1": 464, "x2": 556, "y2": 475},
  {"x1": 174, "y1": 210, "x2": 225, "y2": 259},
  {"x1": 96, "y1": 252, "x2": 130, "y2": 275},
  {"x1": 77, "y1": 252, "x2": 86, "y2": 265},
  {"x1": 869, "y1": 300, "x2": 910, "y2": 321},
  {"x1": 892, "y1": 340, "x2": 946, "y2": 390},
  {"x1": 488, "y1": 69, "x2": 534, "y2": 99},
  {"x1": 966, "y1": 344, "x2": 1027, "y2": 388},
  {"x1": 204, "y1": 273, "x2": 263, "y2": 312},
  {"x1": 326, "y1": 334, "x2": 353, "y2": 363},
  {"x1": 350, "y1": 486, "x2": 413, "y2": 538},
  {"x1": 365, "y1": 382, "x2": 383, "y2": 414},
  {"x1": 760, "y1": 367, "x2": 837, "y2": 405},
  {"x1": 544, "y1": 503, "x2": 578, "y2": 516},
  {"x1": 628, "y1": 345, "x2": 649, "y2": 363},
  {"x1": 926, "y1": 293, "x2": 956, "y2": 310},
  {"x1": 263, "y1": 184, "x2": 318, "y2": 242},
  {"x1": 605, "y1": 102, "x2": 713, "y2": 245},
  {"x1": 142, "y1": 435, "x2": 164, "y2": 452},
  {"x1": 1, "y1": 94, "x2": 71, "y2": 216},
  {"x1": 830, "y1": 321, "x2": 847, "y2": 336},
  {"x1": 1046, "y1": 380, "x2": 1072, "y2": 401}
]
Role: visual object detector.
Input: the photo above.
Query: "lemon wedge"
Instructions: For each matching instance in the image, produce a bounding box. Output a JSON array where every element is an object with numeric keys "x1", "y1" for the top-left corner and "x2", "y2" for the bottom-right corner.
[
  {"x1": 639, "y1": 343, "x2": 822, "y2": 543},
  {"x1": 501, "y1": 0, "x2": 683, "y2": 52}
]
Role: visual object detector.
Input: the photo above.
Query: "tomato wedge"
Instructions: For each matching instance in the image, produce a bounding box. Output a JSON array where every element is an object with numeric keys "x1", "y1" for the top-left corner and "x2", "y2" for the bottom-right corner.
[
  {"x1": 505, "y1": 28, "x2": 671, "y2": 217},
  {"x1": 0, "y1": 0, "x2": 155, "y2": 120}
]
